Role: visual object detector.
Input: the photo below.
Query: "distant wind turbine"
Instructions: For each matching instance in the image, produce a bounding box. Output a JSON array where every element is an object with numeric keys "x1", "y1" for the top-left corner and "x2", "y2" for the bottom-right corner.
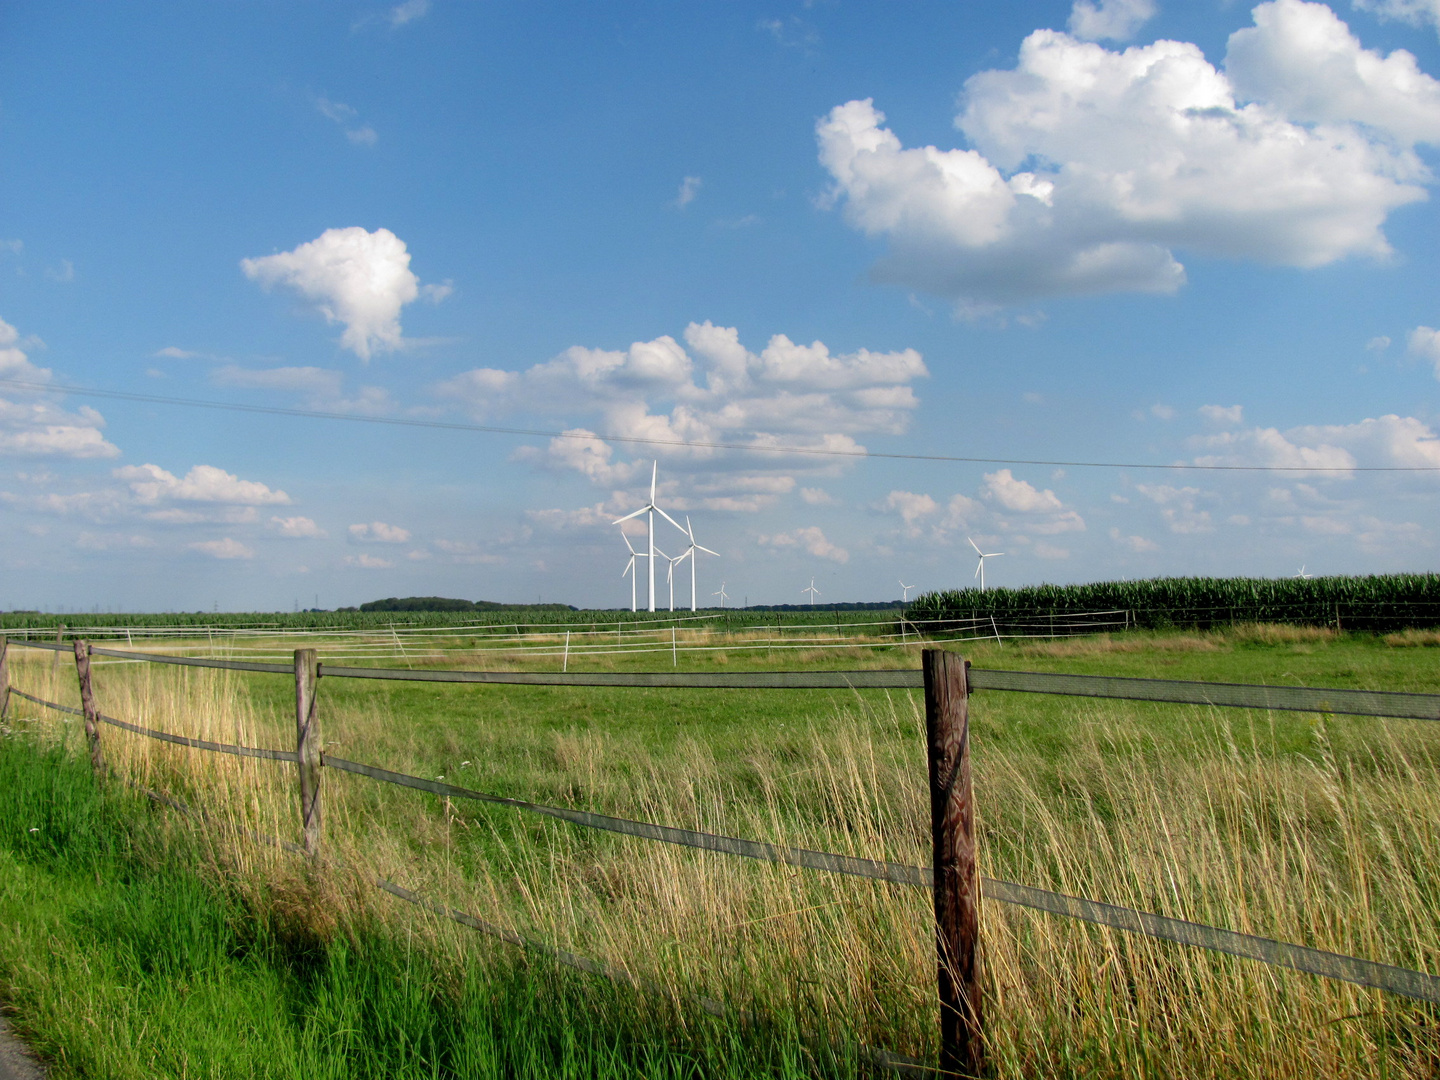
[
  {"x1": 968, "y1": 538, "x2": 1004, "y2": 591},
  {"x1": 712, "y1": 581, "x2": 729, "y2": 608},
  {"x1": 670, "y1": 516, "x2": 720, "y2": 612},
  {"x1": 612, "y1": 461, "x2": 686, "y2": 612},
  {"x1": 1295, "y1": 565, "x2": 1313, "y2": 579},
  {"x1": 899, "y1": 580, "x2": 915, "y2": 603},
  {"x1": 620, "y1": 533, "x2": 647, "y2": 612},
  {"x1": 802, "y1": 579, "x2": 821, "y2": 606}
]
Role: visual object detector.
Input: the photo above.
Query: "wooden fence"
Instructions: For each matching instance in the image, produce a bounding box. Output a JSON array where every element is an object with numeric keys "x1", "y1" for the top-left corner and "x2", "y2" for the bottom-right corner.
[{"x1": 4, "y1": 635, "x2": 1440, "y2": 1076}]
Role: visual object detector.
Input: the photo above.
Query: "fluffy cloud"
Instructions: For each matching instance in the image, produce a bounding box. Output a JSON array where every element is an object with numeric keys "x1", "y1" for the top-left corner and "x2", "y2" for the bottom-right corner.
[
  {"x1": 116, "y1": 464, "x2": 291, "y2": 505},
  {"x1": 1408, "y1": 325, "x2": 1440, "y2": 377},
  {"x1": 0, "y1": 318, "x2": 118, "y2": 459},
  {"x1": 756, "y1": 526, "x2": 849, "y2": 563},
  {"x1": 349, "y1": 520, "x2": 411, "y2": 543},
  {"x1": 817, "y1": 1, "x2": 1440, "y2": 309},
  {"x1": 242, "y1": 227, "x2": 446, "y2": 360},
  {"x1": 189, "y1": 538, "x2": 254, "y2": 560},
  {"x1": 1199, "y1": 404, "x2": 1245, "y2": 425},
  {"x1": 1069, "y1": 0, "x2": 1156, "y2": 42},
  {"x1": 1354, "y1": 0, "x2": 1440, "y2": 34},
  {"x1": 880, "y1": 490, "x2": 939, "y2": 536},
  {"x1": 270, "y1": 516, "x2": 326, "y2": 538},
  {"x1": 439, "y1": 322, "x2": 927, "y2": 506},
  {"x1": 1190, "y1": 413, "x2": 1440, "y2": 471},
  {"x1": 982, "y1": 469, "x2": 1087, "y2": 533}
]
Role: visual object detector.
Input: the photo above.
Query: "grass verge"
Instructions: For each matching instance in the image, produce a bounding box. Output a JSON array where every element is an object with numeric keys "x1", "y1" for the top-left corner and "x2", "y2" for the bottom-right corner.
[{"x1": 0, "y1": 729, "x2": 866, "y2": 1079}]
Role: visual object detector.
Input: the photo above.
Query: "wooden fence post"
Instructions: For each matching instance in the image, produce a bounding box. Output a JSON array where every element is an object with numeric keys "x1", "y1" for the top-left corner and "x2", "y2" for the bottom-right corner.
[
  {"x1": 923, "y1": 649, "x2": 982, "y2": 1076},
  {"x1": 73, "y1": 640, "x2": 105, "y2": 773},
  {"x1": 0, "y1": 635, "x2": 9, "y2": 719},
  {"x1": 294, "y1": 648, "x2": 322, "y2": 857}
]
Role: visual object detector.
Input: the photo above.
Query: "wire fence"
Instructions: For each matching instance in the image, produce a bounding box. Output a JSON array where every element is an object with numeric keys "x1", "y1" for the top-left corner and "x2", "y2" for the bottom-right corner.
[{"x1": 5, "y1": 635, "x2": 1440, "y2": 1071}]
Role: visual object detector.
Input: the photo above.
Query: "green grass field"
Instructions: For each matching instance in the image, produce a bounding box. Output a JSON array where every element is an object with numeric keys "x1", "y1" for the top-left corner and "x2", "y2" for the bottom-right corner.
[{"x1": 3, "y1": 623, "x2": 1440, "y2": 1077}]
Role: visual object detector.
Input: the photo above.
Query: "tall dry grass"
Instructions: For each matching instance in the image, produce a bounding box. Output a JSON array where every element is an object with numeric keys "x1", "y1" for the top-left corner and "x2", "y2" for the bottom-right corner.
[{"x1": 8, "y1": 645, "x2": 1440, "y2": 1078}]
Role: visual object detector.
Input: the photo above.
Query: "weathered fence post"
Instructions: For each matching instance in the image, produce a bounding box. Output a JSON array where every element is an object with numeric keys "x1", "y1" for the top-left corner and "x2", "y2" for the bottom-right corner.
[
  {"x1": 294, "y1": 648, "x2": 322, "y2": 857},
  {"x1": 73, "y1": 640, "x2": 105, "y2": 773},
  {"x1": 0, "y1": 635, "x2": 9, "y2": 719},
  {"x1": 922, "y1": 649, "x2": 982, "y2": 1076}
]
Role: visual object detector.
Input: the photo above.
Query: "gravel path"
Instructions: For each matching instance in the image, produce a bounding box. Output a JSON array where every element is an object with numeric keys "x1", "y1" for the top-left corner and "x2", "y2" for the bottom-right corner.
[{"x1": 0, "y1": 1020, "x2": 43, "y2": 1080}]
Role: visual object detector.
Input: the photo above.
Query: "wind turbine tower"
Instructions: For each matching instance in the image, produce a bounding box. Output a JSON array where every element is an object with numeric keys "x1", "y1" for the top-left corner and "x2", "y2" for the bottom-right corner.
[
  {"x1": 968, "y1": 538, "x2": 1005, "y2": 592},
  {"x1": 802, "y1": 579, "x2": 821, "y2": 606},
  {"x1": 713, "y1": 582, "x2": 729, "y2": 608}
]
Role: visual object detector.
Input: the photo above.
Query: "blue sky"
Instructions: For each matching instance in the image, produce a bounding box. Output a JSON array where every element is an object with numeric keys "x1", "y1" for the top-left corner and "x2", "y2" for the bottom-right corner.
[{"x1": 3, "y1": 0, "x2": 1439, "y2": 611}]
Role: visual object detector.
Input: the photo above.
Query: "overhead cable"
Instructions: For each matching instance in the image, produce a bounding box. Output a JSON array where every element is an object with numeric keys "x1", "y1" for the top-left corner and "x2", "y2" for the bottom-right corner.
[{"x1": 2, "y1": 376, "x2": 1436, "y2": 472}]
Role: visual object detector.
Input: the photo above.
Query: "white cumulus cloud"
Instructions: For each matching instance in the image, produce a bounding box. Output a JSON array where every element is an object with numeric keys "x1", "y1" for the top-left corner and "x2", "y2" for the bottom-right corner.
[
  {"x1": 270, "y1": 516, "x2": 327, "y2": 538},
  {"x1": 1408, "y1": 325, "x2": 1440, "y2": 377},
  {"x1": 1190, "y1": 413, "x2": 1440, "y2": 472},
  {"x1": 115, "y1": 464, "x2": 291, "y2": 505},
  {"x1": 242, "y1": 227, "x2": 444, "y2": 360},
  {"x1": 1068, "y1": 0, "x2": 1157, "y2": 42},
  {"x1": 756, "y1": 526, "x2": 849, "y2": 563},
  {"x1": 349, "y1": 521, "x2": 411, "y2": 543},
  {"x1": 817, "y1": 1, "x2": 1440, "y2": 309}
]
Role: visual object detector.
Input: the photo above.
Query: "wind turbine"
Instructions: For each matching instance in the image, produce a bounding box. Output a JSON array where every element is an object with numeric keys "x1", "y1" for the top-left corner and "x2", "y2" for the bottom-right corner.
[
  {"x1": 802, "y1": 579, "x2": 821, "y2": 606},
  {"x1": 612, "y1": 461, "x2": 686, "y2": 612},
  {"x1": 968, "y1": 538, "x2": 1004, "y2": 591},
  {"x1": 659, "y1": 546, "x2": 679, "y2": 612},
  {"x1": 1295, "y1": 565, "x2": 1313, "y2": 579},
  {"x1": 671, "y1": 516, "x2": 719, "y2": 612},
  {"x1": 620, "y1": 534, "x2": 647, "y2": 612},
  {"x1": 899, "y1": 580, "x2": 915, "y2": 603},
  {"x1": 712, "y1": 582, "x2": 729, "y2": 608}
]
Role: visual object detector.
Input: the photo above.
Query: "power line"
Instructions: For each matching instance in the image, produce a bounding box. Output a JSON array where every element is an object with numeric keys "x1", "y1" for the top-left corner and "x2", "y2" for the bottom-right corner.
[{"x1": 2, "y1": 375, "x2": 1437, "y2": 472}]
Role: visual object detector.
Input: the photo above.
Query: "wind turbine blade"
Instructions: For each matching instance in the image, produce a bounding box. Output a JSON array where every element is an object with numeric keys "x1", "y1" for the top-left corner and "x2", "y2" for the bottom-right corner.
[
  {"x1": 650, "y1": 460, "x2": 657, "y2": 502},
  {"x1": 685, "y1": 515, "x2": 695, "y2": 541},
  {"x1": 654, "y1": 506, "x2": 686, "y2": 533},
  {"x1": 623, "y1": 533, "x2": 637, "y2": 554},
  {"x1": 695, "y1": 545, "x2": 719, "y2": 557},
  {"x1": 974, "y1": 562, "x2": 982, "y2": 578},
  {"x1": 613, "y1": 506, "x2": 649, "y2": 524},
  {"x1": 968, "y1": 537, "x2": 983, "y2": 556}
]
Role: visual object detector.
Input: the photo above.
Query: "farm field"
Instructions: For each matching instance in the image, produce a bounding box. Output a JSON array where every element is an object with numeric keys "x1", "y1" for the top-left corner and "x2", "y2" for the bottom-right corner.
[{"x1": 2, "y1": 623, "x2": 1439, "y2": 1078}]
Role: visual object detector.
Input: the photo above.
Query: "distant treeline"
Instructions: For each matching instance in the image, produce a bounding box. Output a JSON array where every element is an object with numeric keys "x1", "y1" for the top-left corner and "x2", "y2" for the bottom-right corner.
[
  {"x1": 348, "y1": 597, "x2": 577, "y2": 613},
  {"x1": 907, "y1": 574, "x2": 1440, "y2": 634}
]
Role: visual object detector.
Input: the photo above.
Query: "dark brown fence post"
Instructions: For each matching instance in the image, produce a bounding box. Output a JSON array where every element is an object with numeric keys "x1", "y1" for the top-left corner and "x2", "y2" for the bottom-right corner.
[
  {"x1": 923, "y1": 649, "x2": 982, "y2": 1076},
  {"x1": 73, "y1": 640, "x2": 105, "y2": 773},
  {"x1": 0, "y1": 635, "x2": 9, "y2": 719},
  {"x1": 294, "y1": 648, "x2": 321, "y2": 857}
]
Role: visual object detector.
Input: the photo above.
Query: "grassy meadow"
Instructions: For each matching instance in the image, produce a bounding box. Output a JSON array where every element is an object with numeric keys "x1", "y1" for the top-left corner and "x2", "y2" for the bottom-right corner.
[{"x1": 2, "y1": 623, "x2": 1440, "y2": 1077}]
